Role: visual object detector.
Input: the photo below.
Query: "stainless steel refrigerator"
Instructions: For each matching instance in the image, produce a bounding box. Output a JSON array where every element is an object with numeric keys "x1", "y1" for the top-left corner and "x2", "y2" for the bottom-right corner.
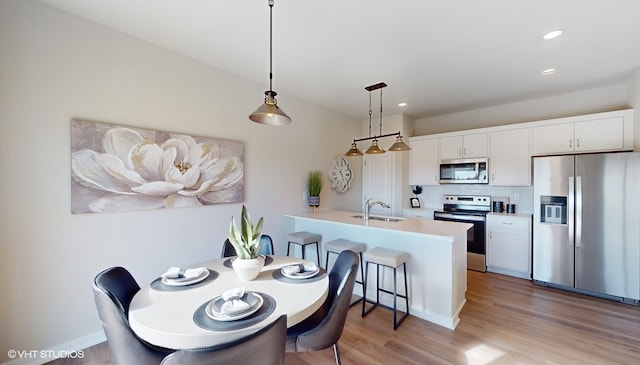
[{"x1": 533, "y1": 152, "x2": 640, "y2": 304}]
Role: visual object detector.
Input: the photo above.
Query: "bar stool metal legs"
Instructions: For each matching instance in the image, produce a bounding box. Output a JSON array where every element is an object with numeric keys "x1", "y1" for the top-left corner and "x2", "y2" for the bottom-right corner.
[
  {"x1": 361, "y1": 248, "x2": 410, "y2": 330},
  {"x1": 286, "y1": 232, "x2": 321, "y2": 266}
]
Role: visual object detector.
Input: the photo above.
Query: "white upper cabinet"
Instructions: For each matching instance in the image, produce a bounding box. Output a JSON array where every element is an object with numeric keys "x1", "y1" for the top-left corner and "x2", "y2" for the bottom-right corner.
[
  {"x1": 489, "y1": 128, "x2": 531, "y2": 186},
  {"x1": 407, "y1": 109, "x2": 633, "y2": 189},
  {"x1": 531, "y1": 110, "x2": 633, "y2": 155},
  {"x1": 440, "y1": 133, "x2": 487, "y2": 160},
  {"x1": 574, "y1": 117, "x2": 625, "y2": 152},
  {"x1": 409, "y1": 137, "x2": 439, "y2": 186}
]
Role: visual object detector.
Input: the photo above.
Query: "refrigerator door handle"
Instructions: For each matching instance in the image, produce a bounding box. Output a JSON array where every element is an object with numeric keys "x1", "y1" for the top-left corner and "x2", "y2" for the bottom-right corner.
[
  {"x1": 575, "y1": 176, "x2": 583, "y2": 248},
  {"x1": 568, "y1": 176, "x2": 575, "y2": 247}
]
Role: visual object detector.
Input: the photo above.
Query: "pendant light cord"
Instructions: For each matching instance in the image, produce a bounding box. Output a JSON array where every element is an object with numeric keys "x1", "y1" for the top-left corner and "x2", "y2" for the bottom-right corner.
[
  {"x1": 269, "y1": 0, "x2": 274, "y2": 93},
  {"x1": 379, "y1": 88, "x2": 383, "y2": 136},
  {"x1": 368, "y1": 90, "x2": 372, "y2": 138}
]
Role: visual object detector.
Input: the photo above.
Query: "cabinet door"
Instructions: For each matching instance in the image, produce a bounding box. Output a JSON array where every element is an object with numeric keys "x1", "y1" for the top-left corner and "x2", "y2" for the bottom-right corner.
[
  {"x1": 362, "y1": 154, "x2": 392, "y2": 215},
  {"x1": 487, "y1": 228, "x2": 530, "y2": 273},
  {"x1": 574, "y1": 117, "x2": 624, "y2": 152},
  {"x1": 531, "y1": 123, "x2": 575, "y2": 155},
  {"x1": 440, "y1": 134, "x2": 487, "y2": 159},
  {"x1": 490, "y1": 128, "x2": 530, "y2": 186},
  {"x1": 409, "y1": 138, "x2": 439, "y2": 185},
  {"x1": 461, "y1": 133, "x2": 488, "y2": 158},
  {"x1": 439, "y1": 136, "x2": 463, "y2": 159},
  {"x1": 486, "y1": 215, "x2": 531, "y2": 278}
]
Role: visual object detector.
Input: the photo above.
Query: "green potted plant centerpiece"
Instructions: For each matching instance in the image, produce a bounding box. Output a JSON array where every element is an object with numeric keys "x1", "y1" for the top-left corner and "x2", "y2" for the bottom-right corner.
[
  {"x1": 228, "y1": 205, "x2": 265, "y2": 281},
  {"x1": 307, "y1": 170, "x2": 322, "y2": 207}
]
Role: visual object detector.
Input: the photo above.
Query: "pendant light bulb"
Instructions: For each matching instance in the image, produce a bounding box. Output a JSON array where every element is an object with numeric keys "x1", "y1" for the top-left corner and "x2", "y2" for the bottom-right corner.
[
  {"x1": 345, "y1": 142, "x2": 364, "y2": 156},
  {"x1": 388, "y1": 135, "x2": 411, "y2": 151},
  {"x1": 250, "y1": 91, "x2": 291, "y2": 126},
  {"x1": 365, "y1": 139, "x2": 386, "y2": 154}
]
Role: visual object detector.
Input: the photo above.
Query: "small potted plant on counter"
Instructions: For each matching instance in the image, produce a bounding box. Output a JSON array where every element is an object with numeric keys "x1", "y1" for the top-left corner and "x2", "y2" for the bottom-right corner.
[
  {"x1": 228, "y1": 205, "x2": 265, "y2": 281},
  {"x1": 307, "y1": 170, "x2": 322, "y2": 207}
]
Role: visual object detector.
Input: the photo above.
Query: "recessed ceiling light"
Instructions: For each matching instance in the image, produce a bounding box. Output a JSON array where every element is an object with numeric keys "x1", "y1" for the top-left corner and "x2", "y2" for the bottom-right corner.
[
  {"x1": 541, "y1": 68, "x2": 557, "y2": 76},
  {"x1": 398, "y1": 102, "x2": 407, "y2": 107},
  {"x1": 543, "y1": 29, "x2": 563, "y2": 40}
]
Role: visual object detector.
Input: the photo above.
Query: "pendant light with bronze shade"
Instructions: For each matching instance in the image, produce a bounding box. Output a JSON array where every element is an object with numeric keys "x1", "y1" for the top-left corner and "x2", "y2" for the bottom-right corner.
[
  {"x1": 249, "y1": 0, "x2": 291, "y2": 126},
  {"x1": 345, "y1": 82, "x2": 411, "y2": 156}
]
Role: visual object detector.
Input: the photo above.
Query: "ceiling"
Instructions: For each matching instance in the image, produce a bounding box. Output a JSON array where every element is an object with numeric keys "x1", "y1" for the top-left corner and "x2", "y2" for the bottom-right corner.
[{"x1": 38, "y1": 0, "x2": 640, "y2": 121}]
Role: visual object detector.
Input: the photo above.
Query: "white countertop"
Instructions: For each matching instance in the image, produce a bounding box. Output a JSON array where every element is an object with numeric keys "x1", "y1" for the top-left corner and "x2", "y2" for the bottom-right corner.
[{"x1": 286, "y1": 210, "x2": 471, "y2": 239}]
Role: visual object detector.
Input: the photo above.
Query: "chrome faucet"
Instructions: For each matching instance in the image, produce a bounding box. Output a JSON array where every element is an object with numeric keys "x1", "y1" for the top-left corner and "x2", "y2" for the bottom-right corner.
[{"x1": 365, "y1": 198, "x2": 390, "y2": 221}]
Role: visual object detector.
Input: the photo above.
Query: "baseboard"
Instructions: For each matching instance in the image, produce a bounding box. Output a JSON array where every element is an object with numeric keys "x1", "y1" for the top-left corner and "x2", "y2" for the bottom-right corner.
[{"x1": 3, "y1": 331, "x2": 106, "y2": 365}]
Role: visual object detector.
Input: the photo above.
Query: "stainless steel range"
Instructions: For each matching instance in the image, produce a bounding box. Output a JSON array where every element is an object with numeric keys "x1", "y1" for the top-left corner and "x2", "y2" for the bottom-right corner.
[{"x1": 433, "y1": 195, "x2": 491, "y2": 272}]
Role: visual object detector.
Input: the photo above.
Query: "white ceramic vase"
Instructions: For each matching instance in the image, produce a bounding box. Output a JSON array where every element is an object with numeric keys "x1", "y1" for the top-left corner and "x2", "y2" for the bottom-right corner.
[{"x1": 231, "y1": 255, "x2": 265, "y2": 281}]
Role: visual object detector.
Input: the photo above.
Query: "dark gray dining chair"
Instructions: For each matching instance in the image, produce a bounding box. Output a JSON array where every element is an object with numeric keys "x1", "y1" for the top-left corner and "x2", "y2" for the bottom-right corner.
[
  {"x1": 160, "y1": 315, "x2": 287, "y2": 365},
  {"x1": 221, "y1": 234, "x2": 274, "y2": 258},
  {"x1": 285, "y1": 250, "x2": 359, "y2": 365},
  {"x1": 93, "y1": 266, "x2": 174, "y2": 365}
]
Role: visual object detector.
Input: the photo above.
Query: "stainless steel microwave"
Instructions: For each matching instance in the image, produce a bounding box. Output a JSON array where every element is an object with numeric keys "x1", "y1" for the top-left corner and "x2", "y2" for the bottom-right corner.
[{"x1": 438, "y1": 158, "x2": 489, "y2": 184}]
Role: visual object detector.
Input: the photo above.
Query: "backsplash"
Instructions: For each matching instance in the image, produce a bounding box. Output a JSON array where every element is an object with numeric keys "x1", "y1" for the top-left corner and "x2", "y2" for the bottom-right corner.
[{"x1": 411, "y1": 185, "x2": 534, "y2": 214}]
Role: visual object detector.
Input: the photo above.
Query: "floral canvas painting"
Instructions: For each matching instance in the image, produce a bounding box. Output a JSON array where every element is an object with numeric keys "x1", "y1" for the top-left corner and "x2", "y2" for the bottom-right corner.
[{"x1": 71, "y1": 119, "x2": 244, "y2": 214}]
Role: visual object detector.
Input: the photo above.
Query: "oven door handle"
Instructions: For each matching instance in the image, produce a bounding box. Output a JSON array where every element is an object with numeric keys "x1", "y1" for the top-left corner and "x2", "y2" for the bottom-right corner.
[{"x1": 434, "y1": 213, "x2": 486, "y2": 222}]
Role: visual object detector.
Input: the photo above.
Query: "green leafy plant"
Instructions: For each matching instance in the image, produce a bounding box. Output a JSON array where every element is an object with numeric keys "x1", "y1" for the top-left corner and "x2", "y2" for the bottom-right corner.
[
  {"x1": 308, "y1": 170, "x2": 323, "y2": 197},
  {"x1": 228, "y1": 205, "x2": 264, "y2": 259}
]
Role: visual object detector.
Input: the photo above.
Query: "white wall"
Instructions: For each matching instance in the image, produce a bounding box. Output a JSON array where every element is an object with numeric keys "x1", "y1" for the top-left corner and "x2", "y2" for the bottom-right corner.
[
  {"x1": 0, "y1": 1, "x2": 362, "y2": 363},
  {"x1": 414, "y1": 83, "x2": 631, "y2": 136}
]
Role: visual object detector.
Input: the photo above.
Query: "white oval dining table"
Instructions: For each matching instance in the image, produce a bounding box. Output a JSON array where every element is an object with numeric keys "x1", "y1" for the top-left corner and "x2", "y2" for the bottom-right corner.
[{"x1": 129, "y1": 255, "x2": 329, "y2": 350}]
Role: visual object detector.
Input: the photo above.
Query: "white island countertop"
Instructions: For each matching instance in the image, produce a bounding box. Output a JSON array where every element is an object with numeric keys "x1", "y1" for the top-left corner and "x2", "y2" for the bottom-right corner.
[
  {"x1": 285, "y1": 210, "x2": 470, "y2": 239},
  {"x1": 284, "y1": 210, "x2": 472, "y2": 330}
]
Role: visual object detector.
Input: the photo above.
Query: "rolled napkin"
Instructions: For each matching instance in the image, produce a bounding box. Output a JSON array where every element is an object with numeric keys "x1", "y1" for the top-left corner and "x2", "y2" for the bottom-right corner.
[
  {"x1": 163, "y1": 266, "x2": 207, "y2": 280},
  {"x1": 282, "y1": 262, "x2": 318, "y2": 276},
  {"x1": 219, "y1": 287, "x2": 251, "y2": 315}
]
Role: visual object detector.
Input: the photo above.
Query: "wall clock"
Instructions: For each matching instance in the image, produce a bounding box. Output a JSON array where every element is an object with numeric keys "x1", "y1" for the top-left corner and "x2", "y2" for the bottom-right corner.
[{"x1": 329, "y1": 156, "x2": 352, "y2": 194}]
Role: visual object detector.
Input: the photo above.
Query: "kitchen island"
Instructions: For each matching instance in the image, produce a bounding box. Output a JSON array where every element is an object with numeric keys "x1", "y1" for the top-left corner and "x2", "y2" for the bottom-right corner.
[{"x1": 284, "y1": 210, "x2": 471, "y2": 329}]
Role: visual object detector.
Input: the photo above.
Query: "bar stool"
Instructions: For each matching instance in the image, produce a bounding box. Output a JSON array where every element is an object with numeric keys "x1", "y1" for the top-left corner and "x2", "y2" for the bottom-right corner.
[
  {"x1": 286, "y1": 231, "x2": 321, "y2": 266},
  {"x1": 361, "y1": 247, "x2": 410, "y2": 330},
  {"x1": 324, "y1": 239, "x2": 366, "y2": 306}
]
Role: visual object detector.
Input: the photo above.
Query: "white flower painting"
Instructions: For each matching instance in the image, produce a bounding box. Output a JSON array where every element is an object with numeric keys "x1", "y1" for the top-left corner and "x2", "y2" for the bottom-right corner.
[{"x1": 71, "y1": 119, "x2": 244, "y2": 214}]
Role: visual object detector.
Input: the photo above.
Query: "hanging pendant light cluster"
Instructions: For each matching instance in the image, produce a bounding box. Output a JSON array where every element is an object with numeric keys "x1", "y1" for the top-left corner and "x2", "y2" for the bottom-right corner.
[
  {"x1": 345, "y1": 82, "x2": 411, "y2": 156},
  {"x1": 249, "y1": 0, "x2": 291, "y2": 126}
]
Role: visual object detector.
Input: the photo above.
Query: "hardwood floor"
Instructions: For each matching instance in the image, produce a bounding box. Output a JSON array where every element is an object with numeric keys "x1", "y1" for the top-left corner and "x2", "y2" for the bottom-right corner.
[{"x1": 47, "y1": 271, "x2": 640, "y2": 364}]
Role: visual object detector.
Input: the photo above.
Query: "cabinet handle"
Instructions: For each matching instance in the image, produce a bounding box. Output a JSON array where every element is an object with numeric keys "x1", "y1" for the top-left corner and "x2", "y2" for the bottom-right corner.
[
  {"x1": 576, "y1": 138, "x2": 580, "y2": 148},
  {"x1": 569, "y1": 139, "x2": 572, "y2": 148},
  {"x1": 502, "y1": 222, "x2": 513, "y2": 225},
  {"x1": 489, "y1": 231, "x2": 492, "y2": 239},
  {"x1": 459, "y1": 148, "x2": 462, "y2": 156},
  {"x1": 491, "y1": 173, "x2": 495, "y2": 181}
]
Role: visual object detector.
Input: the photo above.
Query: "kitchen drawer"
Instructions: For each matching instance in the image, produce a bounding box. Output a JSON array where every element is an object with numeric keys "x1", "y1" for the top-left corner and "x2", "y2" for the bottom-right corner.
[{"x1": 487, "y1": 213, "x2": 530, "y2": 230}]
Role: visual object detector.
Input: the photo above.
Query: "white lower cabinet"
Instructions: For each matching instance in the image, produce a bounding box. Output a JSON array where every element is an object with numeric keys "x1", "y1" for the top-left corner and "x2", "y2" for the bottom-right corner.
[{"x1": 486, "y1": 214, "x2": 532, "y2": 279}]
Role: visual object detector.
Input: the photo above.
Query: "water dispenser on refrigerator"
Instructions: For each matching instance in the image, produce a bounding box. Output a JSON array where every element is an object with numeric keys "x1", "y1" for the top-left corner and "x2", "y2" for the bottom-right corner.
[{"x1": 540, "y1": 196, "x2": 567, "y2": 224}]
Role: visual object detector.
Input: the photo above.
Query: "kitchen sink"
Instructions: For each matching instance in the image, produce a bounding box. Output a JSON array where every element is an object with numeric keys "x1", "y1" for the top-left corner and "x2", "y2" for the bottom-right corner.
[{"x1": 351, "y1": 215, "x2": 405, "y2": 222}]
